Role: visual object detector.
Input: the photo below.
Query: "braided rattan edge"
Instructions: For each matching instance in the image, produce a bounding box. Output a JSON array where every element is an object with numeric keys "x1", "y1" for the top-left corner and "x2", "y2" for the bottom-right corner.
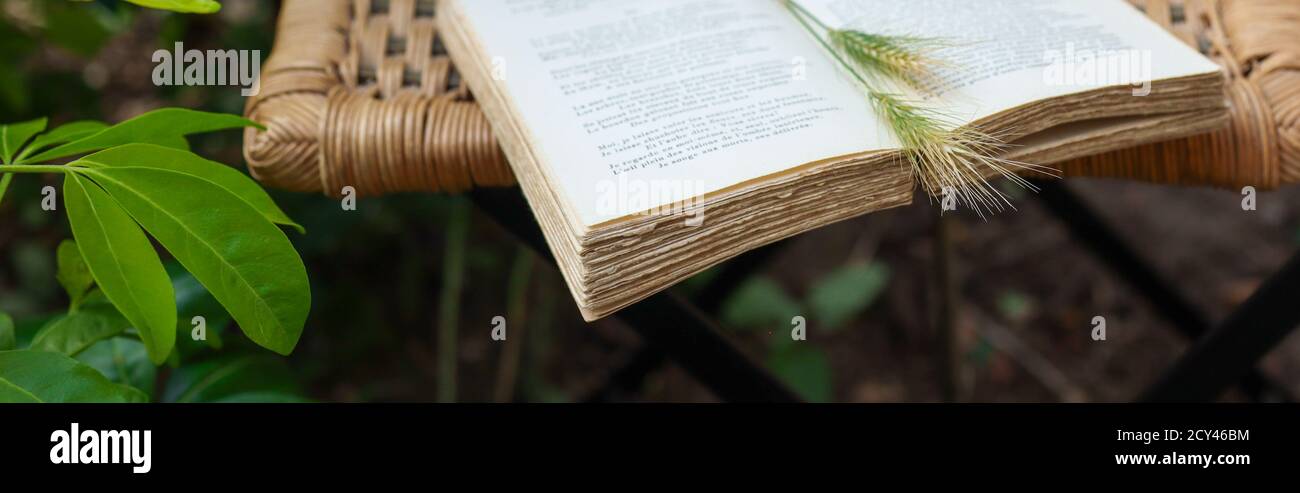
[{"x1": 243, "y1": 0, "x2": 512, "y2": 197}]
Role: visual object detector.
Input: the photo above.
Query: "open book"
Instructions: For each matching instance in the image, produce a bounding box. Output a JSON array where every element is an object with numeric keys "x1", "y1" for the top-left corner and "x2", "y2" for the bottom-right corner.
[{"x1": 439, "y1": 0, "x2": 1226, "y2": 320}]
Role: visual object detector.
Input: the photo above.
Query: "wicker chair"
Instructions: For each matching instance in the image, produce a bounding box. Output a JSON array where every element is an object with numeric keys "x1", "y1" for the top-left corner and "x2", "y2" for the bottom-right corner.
[
  {"x1": 244, "y1": 0, "x2": 512, "y2": 198},
  {"x1": 244, "y1": 0, "x2": 1300, "y2": 197}
]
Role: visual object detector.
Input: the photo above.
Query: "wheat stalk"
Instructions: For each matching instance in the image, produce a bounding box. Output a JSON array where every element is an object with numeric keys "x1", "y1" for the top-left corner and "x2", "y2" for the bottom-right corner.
[{"x1": 783, "y1": 0, "x2": 1051, "y2": 216}]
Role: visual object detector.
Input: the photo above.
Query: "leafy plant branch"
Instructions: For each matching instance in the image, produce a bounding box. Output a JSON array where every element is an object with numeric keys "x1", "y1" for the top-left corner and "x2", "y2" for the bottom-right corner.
[{"x1": 0, "y1": 109, "x2": 310, "y2": 383}]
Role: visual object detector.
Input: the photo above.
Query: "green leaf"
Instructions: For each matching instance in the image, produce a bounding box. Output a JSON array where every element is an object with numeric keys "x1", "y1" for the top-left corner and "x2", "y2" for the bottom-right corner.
[
  {"x1": 123, "y1": 0, "x2": 222, "y2": 14},
  {"x1": 996, "y1": 290, "x2": 1035, "y2": 322},
  {"x1": 161, "y1": 355, "x2": 300, "y2": 403},
  {"x1": 807, "y1": 262, "x2": 891, "y2": 331},
  {"x1": 0, "y1": 312, "x2": 14, "y2": 351},
  {"x1": 64, "y1": 174, "x2": 177, "y2": 364},
  {"x1": 0, "y1": 350, "x2": 148, "y2": 403},
  {"x1": 77, "y1": 337, "x2": 156, "y2": 399},
  {"x1": 1, "y1": 117, "x2": 47, "y2": 164},
  {"x1": 76, "y1": 166, "x2": 310, "y2": 354},
  {"x1": 720, "y1": 277, "x2": 803, "y2": 330},
  {"x1": 55, "y1": 239, "x2": 96, "y2": 309},
  {"x1": 26, "y1": 108, "x2": 260, "y2": 163},
  {"x1": 16, "y1": 121, "x2": 108, "y2": 163},
  {"x1": 212, "y1": 391, "x2": 311, "y2": 403},
  {"x1": 29, "y1": 296, "x2": 130, "y2": 356},
  {"x1": 77, "y1": 144, "x2": 305, "y2": 233},
  {"x1": 169, "y1": 264, "x2": 229, "y2": 352},
  {"x1": 43, "y1": 1, "x2": 114, "y2": 57},
  {"x1": 768, "y1": 345, "x2": 833, "y2": 403},
  {"x1": 12, "y1": 314, "x2": 59, "y2": 350}
]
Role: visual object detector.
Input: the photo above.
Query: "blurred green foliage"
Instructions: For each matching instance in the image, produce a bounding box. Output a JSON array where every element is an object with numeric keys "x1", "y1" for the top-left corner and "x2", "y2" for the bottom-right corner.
[
  {"x1": 720, "y1": 261, "x2": 891, "y2": 402},
  {"x1": 808, "y1": 262, "x2": 890, "y2": 331},
  {"x1": 996, "y1": 289, "x2": 1035, "y2": 323},
  {"x1": 721, "y1": 277, "x2": 802, "y2": 330},
  {"x1": 0, "y1": 1, "x2": 120, "y2": 119}
]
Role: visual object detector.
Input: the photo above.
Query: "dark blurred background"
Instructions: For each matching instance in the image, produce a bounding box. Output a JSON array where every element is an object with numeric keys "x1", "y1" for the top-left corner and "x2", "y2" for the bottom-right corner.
[{"x1": 4, "y1": 0, "x2": 1300, "y2": 403}]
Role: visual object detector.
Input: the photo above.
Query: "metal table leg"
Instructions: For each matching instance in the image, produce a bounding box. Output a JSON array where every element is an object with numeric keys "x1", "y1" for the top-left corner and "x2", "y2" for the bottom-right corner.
[
  {"x1": 1034, "y1": 181, "x2": 1290, "y2": 402},
  {"x1": 1141, "y1": 250, "x2": 1300, "y2": 402}
]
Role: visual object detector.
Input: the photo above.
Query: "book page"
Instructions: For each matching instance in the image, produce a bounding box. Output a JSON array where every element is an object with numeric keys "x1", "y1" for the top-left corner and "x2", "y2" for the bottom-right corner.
[
  {"x1": 796, "y1": 0, "x2": 1222, "y2": 121},
  {"x1": 454, "y1": 0, "x2": 884, "y2": 227}
]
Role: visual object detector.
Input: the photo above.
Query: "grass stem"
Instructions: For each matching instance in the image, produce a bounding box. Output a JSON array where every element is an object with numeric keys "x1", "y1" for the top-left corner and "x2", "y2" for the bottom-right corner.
[
  {"x1": 493, "y1": 246, "x2": 534, "y2": 402},
  {"x1": 436, "y1": 197, "x2": 470, "y2": 403}
]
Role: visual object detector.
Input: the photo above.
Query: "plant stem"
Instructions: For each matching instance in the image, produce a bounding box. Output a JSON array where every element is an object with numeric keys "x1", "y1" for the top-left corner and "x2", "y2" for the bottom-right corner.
[
  {"x1": 521, "y1": 267, "x2": 560, "y2": 402},
  {"x1": 934, "y1": 213, "x2": 961, "y2": 402},
  {"x1": 785, "y1": 5, "x2": 926, "y2": 128},
  {"x1": 436, "y1": 197, "x2": 470, "y2": 403},
  {"x1": 0, "y1": 164, "x2": 69, "y2": 206},
  {"x1": 784, "y1": 1, "x2": 873, "y2": 89},
  {"x1": 783, "y1": 0, "x2": 830, "y2": 31},
  {"x1": 493, "y1": 246, "x2": 534, "y2": 403},
  {"x1": 785, "y1": 5, "x2": 924, "y2": 118},
  {"x1": 0, "y1": 164, "x2": 71, "y2": 174}
]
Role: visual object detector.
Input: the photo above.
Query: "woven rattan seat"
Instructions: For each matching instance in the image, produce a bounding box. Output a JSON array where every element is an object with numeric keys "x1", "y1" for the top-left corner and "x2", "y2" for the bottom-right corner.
[{"x1": 244, "y1": 0, "x2": 1300, "y2": 197}]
